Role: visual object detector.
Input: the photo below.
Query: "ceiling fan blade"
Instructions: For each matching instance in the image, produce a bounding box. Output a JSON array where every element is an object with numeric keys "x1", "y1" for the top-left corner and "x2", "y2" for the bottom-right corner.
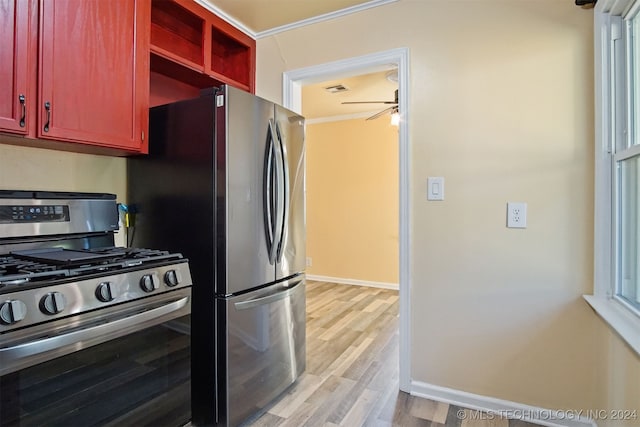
[{"x1": 366, "y1": 106, "x2": 395, "y2": 121}]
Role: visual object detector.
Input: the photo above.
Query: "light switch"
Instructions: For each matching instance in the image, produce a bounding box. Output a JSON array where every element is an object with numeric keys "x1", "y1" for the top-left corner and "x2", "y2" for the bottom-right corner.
[{"x1": 427, "y1": 177, "x2": 444, "y2": 201}]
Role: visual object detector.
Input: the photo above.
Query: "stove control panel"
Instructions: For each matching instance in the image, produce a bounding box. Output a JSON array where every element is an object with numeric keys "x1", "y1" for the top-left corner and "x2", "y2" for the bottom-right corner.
[
  {"x1": 0, "y1": 197, "x2": 118, "y2": 238},
  {"x1": 0, "y1": 205, "x2": 69, "y2": 223},
  {"x1": 0, "y1": 261, "x2": 192, "y2": 333}
]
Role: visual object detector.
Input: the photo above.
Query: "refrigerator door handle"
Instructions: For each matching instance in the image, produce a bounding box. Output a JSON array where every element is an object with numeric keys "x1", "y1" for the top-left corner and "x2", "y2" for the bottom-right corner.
[
  {"x1": 272, "y1": 121, "x2": 285, "y2": 264},
  {"x1": 263, "y1": 119, "x2": 276, "y2": 263},
  {"x1": 233, "y1": 279, "x2": 303, "y2": 310},
  {"x1": 275, "y1": 123, "x2": 289, "y2": 262}
]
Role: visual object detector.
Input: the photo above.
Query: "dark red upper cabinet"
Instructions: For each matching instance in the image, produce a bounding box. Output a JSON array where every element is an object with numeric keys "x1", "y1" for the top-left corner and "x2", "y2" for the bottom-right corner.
[
  {"x1": 149, "y1": 0, "x2": 255, "y2": 100},
  {"x1": 0, "y1": 0, "x2": 30, "y2": 135},
  {"x1": 208, "y1": 15, "x2": 255, "y2": 93},
  {"x1": 151, "y1": 0, "x2": 205, "y2": 72},
  {"x1": 38, "y1": 0, "x2": 151, "y2": 153}
]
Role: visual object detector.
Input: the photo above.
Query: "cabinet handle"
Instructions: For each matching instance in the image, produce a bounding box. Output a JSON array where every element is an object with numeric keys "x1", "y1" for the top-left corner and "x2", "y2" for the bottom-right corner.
[
  {"x1": 19, "y1": 94, "x2": 26, "y2": 127},
  {"x1": 43, "y1": 101, "x2": 51, "y2": 132}
]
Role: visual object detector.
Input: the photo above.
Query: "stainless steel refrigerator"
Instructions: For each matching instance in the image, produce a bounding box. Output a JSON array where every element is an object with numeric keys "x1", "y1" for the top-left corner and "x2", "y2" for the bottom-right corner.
[{"x1": 127, "y1": 85, "x2": 306, "y2": 426}]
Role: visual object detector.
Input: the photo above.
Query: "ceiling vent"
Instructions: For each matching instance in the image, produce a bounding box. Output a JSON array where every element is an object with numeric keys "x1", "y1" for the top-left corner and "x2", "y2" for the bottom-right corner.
[{"x1": 324, "y1": 84, "x2": 349, "y2": 93}]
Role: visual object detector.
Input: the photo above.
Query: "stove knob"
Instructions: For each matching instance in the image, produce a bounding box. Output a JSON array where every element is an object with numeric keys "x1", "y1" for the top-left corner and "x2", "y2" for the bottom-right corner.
[
  {"x1": 40, "y1": 292, "x2": 66, "y2": 315},
  {"x1": 164, "y1": 270, "x2": 182, "y2": 287},
  {"x1": 140, "y1": 273, "x2": 159, "y2": 293},
  {"x1": 96, "y1": 282, "x2": 115, "y2": 302},
  {"x1": 0, "y1": 300, "x2": 27, "y2": 325}
]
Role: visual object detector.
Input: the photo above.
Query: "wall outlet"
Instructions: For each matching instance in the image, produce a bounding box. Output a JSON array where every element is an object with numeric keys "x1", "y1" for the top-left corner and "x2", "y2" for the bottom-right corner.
[
  {"x1": 507, "y1": 202, "x2": 527, "y2": 228},
  {"x1": 306, "y1": 257, "x2": 312, "y2": 267}
]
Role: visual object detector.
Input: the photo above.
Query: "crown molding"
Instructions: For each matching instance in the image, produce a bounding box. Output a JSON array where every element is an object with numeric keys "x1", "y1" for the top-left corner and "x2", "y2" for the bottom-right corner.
[
  {"x1": 193, "y1": 0, "x2": 398, "y2": 40},
  {"x1": 256, "y1": 0, "x2": 398, "y2": 38},
  {"x1": 192, "y1": 0, "x2": 256, "y2": 38}
]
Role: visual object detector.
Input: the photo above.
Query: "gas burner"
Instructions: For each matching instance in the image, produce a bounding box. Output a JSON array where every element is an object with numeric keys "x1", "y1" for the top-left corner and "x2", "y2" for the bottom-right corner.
[
  {"x1": 0, "y1": 256, "x2": 59, "y2": 274},
  {"x1": 88, "y1": 247, "x2": 175, "y2": 260},
  {"x1": 0, "y1": 256, "x2": 71, "y2": 286},
  {"x1": 0, "y1": 269, "x2": 71, "y2": 286}
]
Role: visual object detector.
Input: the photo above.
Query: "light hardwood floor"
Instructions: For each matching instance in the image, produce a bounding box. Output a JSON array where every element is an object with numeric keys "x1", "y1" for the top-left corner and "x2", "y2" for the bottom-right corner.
[{"x1": 247, "y1": 281, "x2": 540, "y2": 427}]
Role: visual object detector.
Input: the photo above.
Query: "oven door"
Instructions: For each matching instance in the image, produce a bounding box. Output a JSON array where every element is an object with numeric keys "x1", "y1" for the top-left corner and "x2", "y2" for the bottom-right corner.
[{"x1": 0, "y1": 289, "x2": 191, "y2": 427}]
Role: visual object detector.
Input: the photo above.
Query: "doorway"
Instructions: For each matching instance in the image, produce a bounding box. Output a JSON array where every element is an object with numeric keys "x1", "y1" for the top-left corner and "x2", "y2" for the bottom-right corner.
[
  {"x1": 303, "y1": 70, "x2": 399, "y2": 289},
  {"x1": 283, "y1": 47, "x2": 410, "y2": 391}
]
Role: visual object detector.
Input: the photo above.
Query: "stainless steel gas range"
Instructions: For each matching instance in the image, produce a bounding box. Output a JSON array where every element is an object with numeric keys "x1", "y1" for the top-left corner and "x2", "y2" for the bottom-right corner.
[{"x1": 0, "y1": 190, "x2": 193, "y2": 427}]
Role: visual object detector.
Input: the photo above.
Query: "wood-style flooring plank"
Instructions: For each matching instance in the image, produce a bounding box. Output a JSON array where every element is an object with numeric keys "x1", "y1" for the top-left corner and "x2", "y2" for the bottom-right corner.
[
  {"x1": 247, "y1": 282, "x2": 541, "y2": 427},
  {"x1": 300, "y1": 376, "x2": 356, "y2": 427},
  {"x1": 460, "y1": 410, "x2": 509, "y2": 427},
  {"x1": 268, "y1": 374, "x2": 324, "y2": 419},
  {"x1": 338, "y1": 387, "x2": 379, "y2": 426},
  {"x1": 409, "y1": 398, "x2": 450, "y2": 424}
]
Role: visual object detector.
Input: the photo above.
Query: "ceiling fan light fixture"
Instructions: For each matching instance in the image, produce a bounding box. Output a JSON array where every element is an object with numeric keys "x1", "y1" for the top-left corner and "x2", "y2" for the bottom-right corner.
[{"x1": 390, "y1": 110, "x2": 400, "y2": 126}]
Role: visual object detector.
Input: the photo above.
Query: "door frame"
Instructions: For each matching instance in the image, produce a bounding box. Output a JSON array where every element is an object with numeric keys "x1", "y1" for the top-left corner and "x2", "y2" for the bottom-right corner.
[{"x1": 282, "y1": 47, "x2": 411, "y2": 391}]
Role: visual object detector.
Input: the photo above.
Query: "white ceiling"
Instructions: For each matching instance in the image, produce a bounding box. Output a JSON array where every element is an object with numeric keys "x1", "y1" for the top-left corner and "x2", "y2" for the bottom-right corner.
[
  {"x1": 199, "y1": 0, "x2": 388, "y2": 34},
  {"x1": 302, "y1": 70, "x2": 398, "y2": 120}
]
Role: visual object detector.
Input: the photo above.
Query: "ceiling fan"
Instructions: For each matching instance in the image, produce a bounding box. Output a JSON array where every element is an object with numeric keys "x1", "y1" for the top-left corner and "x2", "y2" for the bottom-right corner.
[{"x1": 341, "y1": 89, "x2": 398, "y2": 121}]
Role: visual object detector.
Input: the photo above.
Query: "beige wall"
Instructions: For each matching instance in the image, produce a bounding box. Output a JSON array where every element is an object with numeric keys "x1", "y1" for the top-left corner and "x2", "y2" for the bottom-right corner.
[
  {"x1": 306, "y1": 118, "x2": 398, "y2": 284},
  {"x1": 0, "y1": 137, "x2": 127, "y2": 245},
  {"x1": 254, "y1": 0, "x2": 638, "y2": 416},
  {"x1": 599, "y1": 323, "x2": 640, "y2": 427}
]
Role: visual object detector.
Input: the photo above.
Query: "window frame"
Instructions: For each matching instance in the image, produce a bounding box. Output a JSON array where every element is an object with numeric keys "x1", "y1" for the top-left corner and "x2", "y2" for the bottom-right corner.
[{"x1": 588, "y1": 0, "x2": 640, "y2": 356}]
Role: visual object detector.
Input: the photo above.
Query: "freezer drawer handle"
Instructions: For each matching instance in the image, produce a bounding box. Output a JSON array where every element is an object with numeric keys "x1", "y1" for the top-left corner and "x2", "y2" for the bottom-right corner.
[
  {"x1": 234, "y1": 280, "x2": 303, "y2": 310},
  {"x1": 0, "y1": 296, "x2": 189, "y2": 375}
]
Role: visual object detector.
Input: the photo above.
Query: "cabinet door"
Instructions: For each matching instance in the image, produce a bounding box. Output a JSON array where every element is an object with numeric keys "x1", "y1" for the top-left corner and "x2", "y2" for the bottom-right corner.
[
  {"x1": 38, "y1": 0, "x2": 150, "y2": 152},
  {"x1": 0, "y1": 0, "x2": 29, "y2": 134}
]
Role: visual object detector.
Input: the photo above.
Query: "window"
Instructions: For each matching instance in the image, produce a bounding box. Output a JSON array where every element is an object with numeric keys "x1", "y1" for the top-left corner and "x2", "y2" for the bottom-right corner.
[
  {"x1": 589, "y1": 0, "x2": 640, "y2": 355},
  {"x1": 615, "y1": 7, "x2": 640, "y2": 309},
  {"x1": 618, "y1": 154, "x2": 640, "y2": 308}
]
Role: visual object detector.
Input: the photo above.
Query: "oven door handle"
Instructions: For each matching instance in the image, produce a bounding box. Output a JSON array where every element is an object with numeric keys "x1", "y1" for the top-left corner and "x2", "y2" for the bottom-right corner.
[{"x1": 0, "y1": 296, "x2": 189, "y2": 371}]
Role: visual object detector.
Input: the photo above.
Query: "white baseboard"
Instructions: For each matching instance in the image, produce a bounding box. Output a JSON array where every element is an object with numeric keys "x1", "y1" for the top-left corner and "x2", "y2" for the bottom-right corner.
[
  {"x1": 410, "y1": 380, "x2": 597, "y2": 427},
  {"x1": 306, "y1": 274, "x2": 399, "y2": 290}
]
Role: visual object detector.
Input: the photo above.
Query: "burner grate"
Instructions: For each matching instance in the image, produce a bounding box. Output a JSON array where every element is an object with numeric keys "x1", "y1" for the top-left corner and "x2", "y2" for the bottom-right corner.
[
  {"x1": 0, "y1": 256, "x2": 72, "y2": 287},
  {"x1": 0, "y1": 247, "x2": 184, "y2": 291},
  {"x1": 0, "y1": 256, "x2": 63, "y2": 275}
]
